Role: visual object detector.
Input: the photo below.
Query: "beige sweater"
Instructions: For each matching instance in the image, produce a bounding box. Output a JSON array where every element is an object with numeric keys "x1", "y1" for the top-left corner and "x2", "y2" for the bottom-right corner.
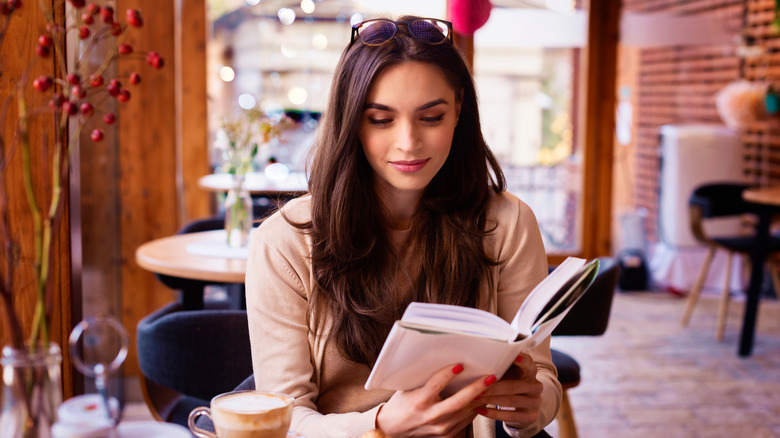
[{"x1": 245, "y1": 192, "x2": 561, "y2": 438}]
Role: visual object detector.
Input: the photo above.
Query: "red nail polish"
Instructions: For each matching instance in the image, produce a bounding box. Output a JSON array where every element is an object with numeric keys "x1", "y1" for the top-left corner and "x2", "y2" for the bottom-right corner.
[
  {"x1": 452, "y1": 364, "x2": 464, "y2": 374},
  {"x1": 515, "y1": 355, "x2": 523, "y2": 363},
  {"x1": 475, "y1": 407, "x2": 487, "y2": 415},
  {"x1": 473, "y1": 395, "x2": 481, "y2": 401},
  {"x1": 484, "y1": 375, "x2": 497, "y2": 386}
]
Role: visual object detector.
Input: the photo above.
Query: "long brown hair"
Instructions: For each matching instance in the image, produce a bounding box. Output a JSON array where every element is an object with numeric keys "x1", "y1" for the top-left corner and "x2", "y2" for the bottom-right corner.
[{"x1": 295, "y1": 16, "x2": 506, "y2": 366}]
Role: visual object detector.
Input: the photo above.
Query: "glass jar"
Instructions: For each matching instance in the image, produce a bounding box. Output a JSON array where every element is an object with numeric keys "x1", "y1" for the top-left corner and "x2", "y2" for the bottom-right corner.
[
  {"x1": 0, "y1": 343, "x2": 63, "y2": 438},
  {"x1": 224, "y1": 173, "x2": 253, "y2": 248}
]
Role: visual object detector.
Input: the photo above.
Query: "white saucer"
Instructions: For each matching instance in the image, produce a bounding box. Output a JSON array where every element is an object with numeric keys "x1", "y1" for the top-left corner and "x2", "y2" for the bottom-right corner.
[{"x1": 116, "y1": 421, "x2": 191, "y2": 438}]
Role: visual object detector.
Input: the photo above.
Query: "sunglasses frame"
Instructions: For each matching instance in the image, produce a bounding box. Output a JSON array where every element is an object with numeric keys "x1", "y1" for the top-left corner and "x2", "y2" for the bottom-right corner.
[{"x1": 350, "y1": 18, "x2": 454, "y2": 48}]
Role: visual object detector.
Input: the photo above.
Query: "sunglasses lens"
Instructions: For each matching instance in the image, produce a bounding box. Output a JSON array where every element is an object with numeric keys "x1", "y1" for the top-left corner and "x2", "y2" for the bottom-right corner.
[
  {"x1": 409, "y1": 19, "x2": 449, "y2": 44},
  {"x1": 358, "y1": 20, "x2": 397, "y2": 45}
]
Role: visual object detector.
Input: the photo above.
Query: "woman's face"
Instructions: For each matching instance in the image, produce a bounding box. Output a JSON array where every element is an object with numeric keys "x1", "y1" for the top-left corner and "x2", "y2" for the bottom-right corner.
[{"x1": 359, "y1": 61, "x2": 461, "y2": 201}]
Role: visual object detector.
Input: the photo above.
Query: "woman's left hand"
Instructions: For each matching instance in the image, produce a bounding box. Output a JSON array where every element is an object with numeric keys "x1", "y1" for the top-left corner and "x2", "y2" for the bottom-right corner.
[{"x1": 473, "y1": 352, "x2": 543, "y2": 429}]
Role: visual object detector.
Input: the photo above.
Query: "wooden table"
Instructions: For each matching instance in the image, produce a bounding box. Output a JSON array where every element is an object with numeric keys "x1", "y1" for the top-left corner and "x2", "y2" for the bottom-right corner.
[
  {"x1": 740, "y1": 186, "x2": 780, "y2": 356},
  {"x1": 198, "y1": 171, "x2": 308, "y2": 197},
  {"x1": 135, "y1": 230, "x2": 248, "y2": 309}
]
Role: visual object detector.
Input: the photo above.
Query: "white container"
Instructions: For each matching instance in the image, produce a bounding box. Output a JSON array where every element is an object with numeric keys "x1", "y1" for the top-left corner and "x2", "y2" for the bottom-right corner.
[{"x1": 658, "y1": 124, "x2": 743, "y2": 247}]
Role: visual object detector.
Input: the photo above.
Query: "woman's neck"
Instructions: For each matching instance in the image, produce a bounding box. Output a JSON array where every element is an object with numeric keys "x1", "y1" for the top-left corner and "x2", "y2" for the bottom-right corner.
[{"x1": 375, "y1": 182, "x2": 423, "y2": 231}]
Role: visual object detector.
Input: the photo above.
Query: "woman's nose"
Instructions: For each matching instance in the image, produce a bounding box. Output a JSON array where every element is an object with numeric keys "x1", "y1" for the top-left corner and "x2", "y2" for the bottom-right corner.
[{"x1": 395, "y1": 120, "x2": 420, "y2": 152}]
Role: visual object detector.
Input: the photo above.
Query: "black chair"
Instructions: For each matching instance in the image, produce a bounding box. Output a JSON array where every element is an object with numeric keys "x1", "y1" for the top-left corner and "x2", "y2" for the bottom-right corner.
[
  {"x1": 136, "y1": 302, "x2": 253, "y2": 427},
  {"x1": 680, "y1": 182, "x2": 780, "y2": 341},
  {"x1": 542, "y1": 256, "x2": 619, "y2": 438}
]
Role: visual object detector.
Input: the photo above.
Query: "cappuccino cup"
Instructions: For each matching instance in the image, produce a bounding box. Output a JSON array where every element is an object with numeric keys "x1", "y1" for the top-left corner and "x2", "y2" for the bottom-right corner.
[{"x1": 188, "y1": 390, "x2": 294, "y2": 438}]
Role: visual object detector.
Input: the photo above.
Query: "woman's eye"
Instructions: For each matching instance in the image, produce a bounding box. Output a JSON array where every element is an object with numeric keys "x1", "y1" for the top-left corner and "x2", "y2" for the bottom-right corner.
[
  {"x1": 368, "y1": 118, "x2": 392, "y2": 126},
  {"x1": 421, "y1": 114, "x2": 444, "y2": 124}
]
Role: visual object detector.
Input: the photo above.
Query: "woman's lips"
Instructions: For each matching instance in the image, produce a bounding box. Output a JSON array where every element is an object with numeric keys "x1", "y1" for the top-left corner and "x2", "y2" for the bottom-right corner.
[{"x1": 390, "y1": 159, "x2": 429, "y2": 173}]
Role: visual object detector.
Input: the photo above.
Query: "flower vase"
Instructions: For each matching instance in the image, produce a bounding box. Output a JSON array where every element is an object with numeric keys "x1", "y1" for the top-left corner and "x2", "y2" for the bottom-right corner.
[
  {"x1": 224, "y1": 173, "x2": 253, "y2": 248},
  {"x1": 0, "y1": 343, "x2": 63, "y2": 438}
]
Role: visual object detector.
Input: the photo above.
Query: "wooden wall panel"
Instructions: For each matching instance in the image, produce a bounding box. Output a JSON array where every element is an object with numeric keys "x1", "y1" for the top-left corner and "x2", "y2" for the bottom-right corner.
[
  {"x1": 117, "y1": 0, "x2": 179, "y2": 377},
  {"x1": 0, "y1": 0, "x2": 73, "y2": 396},
  {"x1": 179, "y1": 0, "x2": 211, "y2": 222}
]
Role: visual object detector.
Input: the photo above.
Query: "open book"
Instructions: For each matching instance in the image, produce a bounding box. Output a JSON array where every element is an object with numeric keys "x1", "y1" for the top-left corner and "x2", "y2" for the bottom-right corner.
[{"x1": 364, "y1": 257, "x2": 599, "y2": 396}]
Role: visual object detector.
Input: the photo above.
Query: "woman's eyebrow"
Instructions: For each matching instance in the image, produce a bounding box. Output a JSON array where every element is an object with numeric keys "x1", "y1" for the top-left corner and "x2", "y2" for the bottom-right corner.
[{"x1": 364, "y1": 98, "x2": 449, "y2": 112}]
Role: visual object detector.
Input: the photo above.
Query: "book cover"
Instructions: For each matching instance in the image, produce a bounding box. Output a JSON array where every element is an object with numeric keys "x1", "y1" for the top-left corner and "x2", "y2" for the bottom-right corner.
[{"x1": 364, "y1": 257, "x2": 600, "y2": 396}]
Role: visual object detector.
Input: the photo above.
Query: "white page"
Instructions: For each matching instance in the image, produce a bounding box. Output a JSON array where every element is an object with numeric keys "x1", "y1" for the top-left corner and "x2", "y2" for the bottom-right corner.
[{"x1": 402, "y1": 302, "x2": 516, "y2": 341}]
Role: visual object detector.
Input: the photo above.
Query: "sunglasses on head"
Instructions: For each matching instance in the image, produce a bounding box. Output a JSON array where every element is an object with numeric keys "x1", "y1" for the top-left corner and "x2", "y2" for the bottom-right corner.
[{"x1": 350, "y1": 18, "x2": 454, "y2": 48}]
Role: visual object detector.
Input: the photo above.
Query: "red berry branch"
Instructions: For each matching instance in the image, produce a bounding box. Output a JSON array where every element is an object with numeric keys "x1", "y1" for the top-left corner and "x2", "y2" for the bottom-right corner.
[{"x1": 0, "y1": 0, "x2": 164, "y2": 351}]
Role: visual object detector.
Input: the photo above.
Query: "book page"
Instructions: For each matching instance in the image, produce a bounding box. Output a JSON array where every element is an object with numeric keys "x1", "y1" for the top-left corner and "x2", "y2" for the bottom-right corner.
[
  {"x1": 510, "y1": 257, "x2": 586, "y2": 335},
  {"x1": 402, "y1": 302, "x2": 517, "y2": 341}
]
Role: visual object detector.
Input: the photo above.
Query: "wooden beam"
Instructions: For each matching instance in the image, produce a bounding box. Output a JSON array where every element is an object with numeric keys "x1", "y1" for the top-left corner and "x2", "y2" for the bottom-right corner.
[{"x1": 581, "y1": 0, "x2": 621, "y2": 258}]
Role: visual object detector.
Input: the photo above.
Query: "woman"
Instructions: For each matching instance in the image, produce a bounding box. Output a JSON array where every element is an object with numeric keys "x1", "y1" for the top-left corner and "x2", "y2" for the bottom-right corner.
[{"x1": 246, "y1": 16, "x2": 560, "y2": 438}]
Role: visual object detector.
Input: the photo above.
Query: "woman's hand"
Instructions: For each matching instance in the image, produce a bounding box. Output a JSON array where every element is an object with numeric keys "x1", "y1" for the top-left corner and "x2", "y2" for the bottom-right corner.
[
  {"x1": 472, "y1": 352, "x2": 543, "y2": 429},
  {"x1": 375, "y1": 363, "x2": 488, "y2": 438}
]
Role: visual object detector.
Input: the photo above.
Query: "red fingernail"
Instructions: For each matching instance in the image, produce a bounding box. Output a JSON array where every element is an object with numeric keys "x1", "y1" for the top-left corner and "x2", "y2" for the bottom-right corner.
[
  {"x1": 473, "y1": 395, "x2": 481, "y2": 401},
  {"x1": 484, "y1": 375, "x2": 497, "y2": 386},
  {"x1": 475, "y1": 407, "x2": 487, "y2": 415},
  {"x1": 452, "y1": 364, "x2": 464, "y2": 374},
  {"x1": 516, "y1": 355, "x2": 523, "y2": 363}
]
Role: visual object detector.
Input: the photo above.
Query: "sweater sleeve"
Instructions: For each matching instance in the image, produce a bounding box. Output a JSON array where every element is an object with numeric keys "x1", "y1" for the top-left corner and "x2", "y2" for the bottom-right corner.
[
  {"x1": 490, "y1": 193, "x2": 562, "y2": 437},
  {"x1": 245, "y1": 207, "x2": 381, "y2": 437}
]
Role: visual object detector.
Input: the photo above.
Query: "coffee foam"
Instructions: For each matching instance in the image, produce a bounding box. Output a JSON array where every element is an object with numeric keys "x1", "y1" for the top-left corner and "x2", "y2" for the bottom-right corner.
[{"x1": 215, "y1": 392, "x2": 289, "y2": 414}]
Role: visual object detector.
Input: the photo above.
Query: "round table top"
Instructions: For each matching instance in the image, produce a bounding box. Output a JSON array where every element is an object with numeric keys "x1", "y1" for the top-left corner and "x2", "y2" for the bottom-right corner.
[
  {"x1": 198, "y1": 171, "x2": 308, "y2": 196},
  {"x1": 743, "y1": 187, "x2": 780, "y2": 207},
  {"x1": 135, "y1": 230, "x2": 248, "y2": 283}
]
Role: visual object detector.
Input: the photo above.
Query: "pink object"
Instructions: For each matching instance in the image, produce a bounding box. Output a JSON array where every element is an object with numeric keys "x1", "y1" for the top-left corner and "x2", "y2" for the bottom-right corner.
[
  {"x1": 448, "y1": 0, "x2": 492, "y2": 35},
  {"x1": 715, "y1": 80, "x2": 768, "y2": 130}
]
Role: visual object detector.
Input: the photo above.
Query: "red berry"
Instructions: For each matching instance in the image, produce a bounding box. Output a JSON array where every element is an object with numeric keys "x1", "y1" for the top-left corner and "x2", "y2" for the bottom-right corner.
[
  {"x1": 146, "y1": 51, "x2": 164, "y2": 69},
  {"x1": 118, "y1": 43, "x2": 132, "y2": 55},
  {"x1": 67, "y1": 0, "x2": 85, "y2": 7},
  {"x1": 66, "y1": 73, "x2": 81, "y2": 85},
  {"x1": 126, "y1": 9, "x2": 143, "y2": 27},
  {"x1": 38, "y1": 34, "x2": 52, "y2": 47},
  {"x1": 90, "y1": 129, "x2": 104, "y2": 142},
  {"x1": 81, "y1": 12, "x2": 93, "y2": 24},
  {"x1": 71, "y1": 85, "x2": 86, "y2": 99},
  {"x1": 109, "y1": 22, "x2": 122, "y2": 36},
  {"x1": 129, "y1": 72, "x2": 141, "y2": 85},
  {"x1": 8, "y1": 0, "x2": 20, "y2": 11},
  {"x1": 103, "y1": 112, "x2": 116, "y2": 124},
  {"x1": 107, "y1": 83, "x2": 120, "y2": 97},
  {"x1": 80, "y1": 102, "x2": 94, "y2": 116},
  {"x1": 32, "y1": 75, "x2": 52, "y2": 92},
  {"x1": 79, "y1": 25, "x2": 90, "y2": 39},
  {"x1": 35, "y1": 44, "x2": 50, "y2": 57},
  {"x1": 48, "y1": 93, "x2": 64, "y2": 110},
  {"x1": 86, "y1": 2, "x2": 98, "y2": 14},
  {"x1": 117, "y1": 89, "x2": 130, "y2": 102},
  {"x1": 100, "y1": 5, "x2": 113, "y2": 23},
  {"x1": 63, "y1": 100, "x2": 78, "y2": 116},
  {"x1": 89, "y1": 74, "x2": 104, "y2": 87}
]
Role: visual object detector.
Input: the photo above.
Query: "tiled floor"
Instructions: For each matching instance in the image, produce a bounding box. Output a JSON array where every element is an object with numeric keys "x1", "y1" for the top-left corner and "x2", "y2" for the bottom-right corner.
[
  {"x1": 123, "y1": 291, "x2": 780, "y2": 437},
  {"x1": 547, "y1": 291, "x2": 780, "y2": 438}
]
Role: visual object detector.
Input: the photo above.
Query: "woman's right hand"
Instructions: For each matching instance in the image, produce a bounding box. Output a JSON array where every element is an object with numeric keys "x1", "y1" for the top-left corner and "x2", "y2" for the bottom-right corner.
[{"x1": 374, "y1": 364, "x2": 491, "y2": 438}]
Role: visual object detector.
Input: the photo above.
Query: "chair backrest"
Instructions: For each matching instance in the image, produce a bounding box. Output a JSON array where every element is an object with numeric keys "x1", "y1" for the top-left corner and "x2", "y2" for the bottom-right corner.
[
  {"x1": 689, "y1": 182, "x2": 753, "y2": 219},
  {"x1": 551, "y1": 256, "x2": 619, "y2": 337},
  {"x1": 137, "y1": 302, "x2": 254, "y2": 401},
  {"x1": 688, "y1": 182, "x2": 754, "y2": 245}
]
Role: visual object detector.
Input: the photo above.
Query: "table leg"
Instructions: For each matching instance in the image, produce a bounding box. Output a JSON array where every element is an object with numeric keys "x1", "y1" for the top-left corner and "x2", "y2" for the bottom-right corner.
[{"x1": 739, "y1": 209, "x2": 771, "y2": 357}]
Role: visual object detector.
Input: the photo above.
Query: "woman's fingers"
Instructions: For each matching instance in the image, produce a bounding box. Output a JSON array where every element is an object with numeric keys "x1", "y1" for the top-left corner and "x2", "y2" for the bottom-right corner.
[{"x1": 420, "y1": 362, "x2": 467, "y2": 398}]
